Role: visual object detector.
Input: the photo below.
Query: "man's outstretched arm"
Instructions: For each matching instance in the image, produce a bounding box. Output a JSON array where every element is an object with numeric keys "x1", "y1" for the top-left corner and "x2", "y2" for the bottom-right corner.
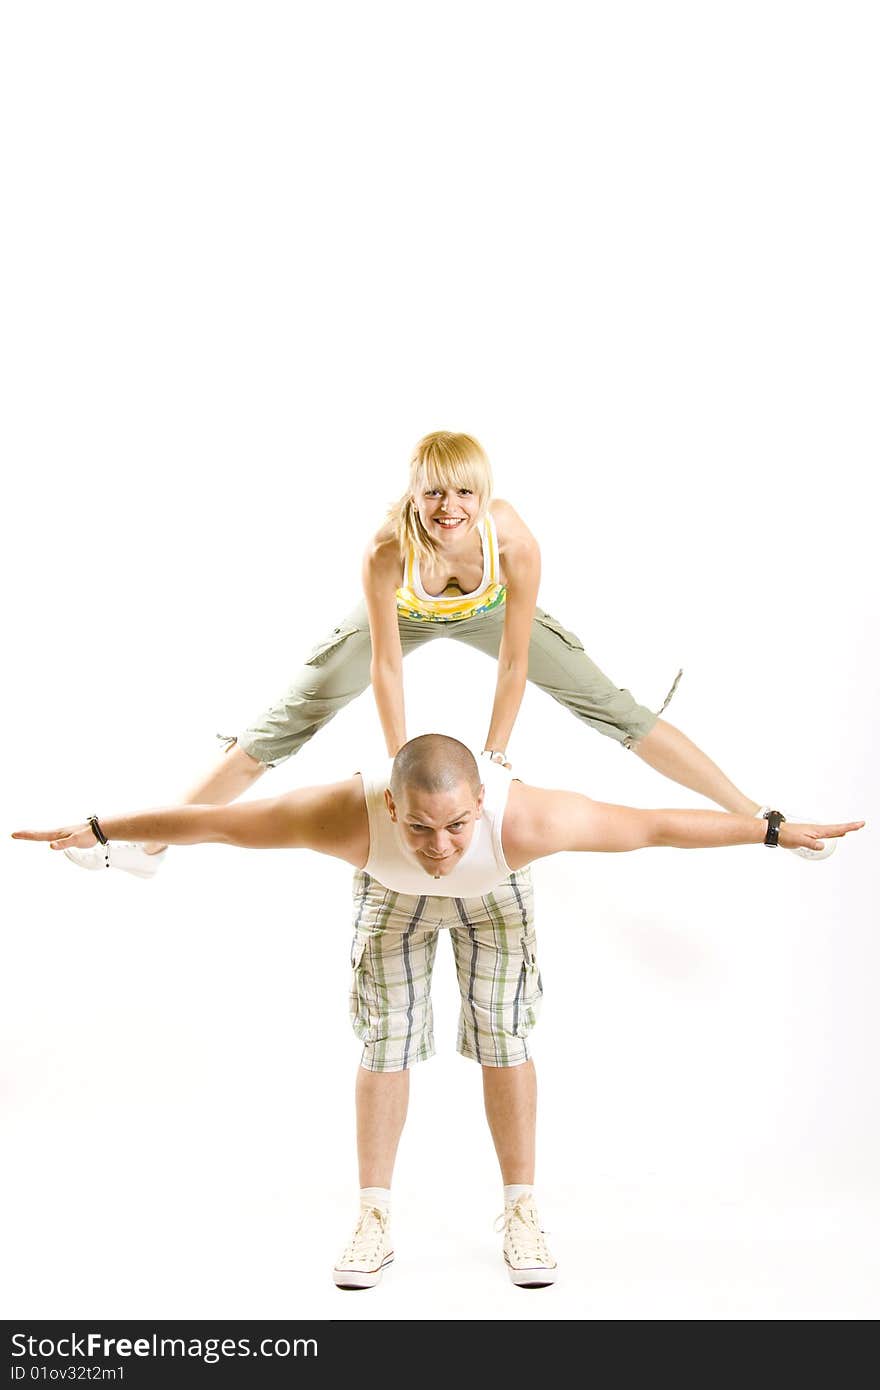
[
  {"x1": 503, "y1": 785, "x2": 864, "y2": 864},
  {"x1": 12, "y1": 778, "x2": 369, "y2": 865}
]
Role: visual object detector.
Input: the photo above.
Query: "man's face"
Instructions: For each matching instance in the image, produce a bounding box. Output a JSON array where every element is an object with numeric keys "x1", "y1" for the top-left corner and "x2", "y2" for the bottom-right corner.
[{"x1": 385, "y1": 781, "x2": 484, "y2": 878}]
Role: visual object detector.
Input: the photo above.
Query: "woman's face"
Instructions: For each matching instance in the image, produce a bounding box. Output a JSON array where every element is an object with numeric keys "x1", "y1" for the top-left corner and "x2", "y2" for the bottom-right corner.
[{"x1": 412, "y1": 478, "x2": 481, "y2": 543}]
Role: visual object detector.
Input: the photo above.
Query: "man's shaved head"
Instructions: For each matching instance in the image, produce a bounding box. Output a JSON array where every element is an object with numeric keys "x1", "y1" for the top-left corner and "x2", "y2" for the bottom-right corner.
[{"x1": 390, "y1": 735, "x2": 481, "y2": 802}]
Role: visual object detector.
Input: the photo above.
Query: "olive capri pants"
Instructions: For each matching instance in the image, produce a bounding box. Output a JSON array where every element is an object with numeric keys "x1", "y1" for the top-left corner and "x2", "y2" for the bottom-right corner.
[{"x1": 235, "y1": 600, "x2": 673, "y2": 766}]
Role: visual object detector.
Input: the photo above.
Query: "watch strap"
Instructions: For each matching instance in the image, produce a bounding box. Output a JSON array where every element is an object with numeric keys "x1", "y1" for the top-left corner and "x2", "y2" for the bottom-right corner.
[
  {"x1": 87, "y1": 814, "x2": 108, "y2": 845},
  {"x1": 762, "y1": 809, "x2": 786, "y2": 847}
]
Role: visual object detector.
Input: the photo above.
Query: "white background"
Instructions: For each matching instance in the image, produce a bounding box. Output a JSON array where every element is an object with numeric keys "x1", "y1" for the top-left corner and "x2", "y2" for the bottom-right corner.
[{"x1": 2, "y1": 0, "x2": 878, "y2": 1321}]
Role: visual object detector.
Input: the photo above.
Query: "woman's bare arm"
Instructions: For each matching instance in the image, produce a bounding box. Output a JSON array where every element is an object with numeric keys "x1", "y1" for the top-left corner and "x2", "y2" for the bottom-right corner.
[
  {"x1": 484, "y1": 501, "x2": 541, "y2": 756},
  {"x1": 362, "y1": 532, "x2": 408, "y2": 756}
]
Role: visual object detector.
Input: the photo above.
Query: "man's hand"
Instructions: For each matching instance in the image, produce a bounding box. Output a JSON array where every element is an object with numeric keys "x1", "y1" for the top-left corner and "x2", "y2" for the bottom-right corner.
[
  {"x1": 777, "y1": 821, "x2": 864, "y2": 853},
  {"x1": 12, "y1": 824, "x2": 97, "y2": 851}
]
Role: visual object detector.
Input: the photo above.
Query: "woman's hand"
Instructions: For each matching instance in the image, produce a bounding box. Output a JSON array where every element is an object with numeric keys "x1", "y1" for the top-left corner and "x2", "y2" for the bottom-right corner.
[{"x1": 482, "y1": 749, "x2": 513, "y2": 771}]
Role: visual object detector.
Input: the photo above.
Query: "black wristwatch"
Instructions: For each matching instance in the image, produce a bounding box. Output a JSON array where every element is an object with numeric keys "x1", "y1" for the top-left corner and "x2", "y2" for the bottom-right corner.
[
  {"x1": 762, "y1": 809, "x2": 786, "y2": 847},
  {"x1": 87, "y1": 814, "x2": 108, "y2": 845}
]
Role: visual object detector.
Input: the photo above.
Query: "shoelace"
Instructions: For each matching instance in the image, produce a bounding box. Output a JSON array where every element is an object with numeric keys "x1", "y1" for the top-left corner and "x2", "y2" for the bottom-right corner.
[
  {"x1": 494, "y1": 1197, "x2": 553, "y2": 1265},
  {"x1": 340, "y1": 1205, "x2": 389, "y2": 1264}
]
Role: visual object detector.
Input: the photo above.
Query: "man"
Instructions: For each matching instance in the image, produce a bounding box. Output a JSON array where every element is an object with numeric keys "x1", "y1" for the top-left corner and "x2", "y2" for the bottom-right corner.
[{"x1": 13, "y1": 735, "x2": 863, "y2": 1291}]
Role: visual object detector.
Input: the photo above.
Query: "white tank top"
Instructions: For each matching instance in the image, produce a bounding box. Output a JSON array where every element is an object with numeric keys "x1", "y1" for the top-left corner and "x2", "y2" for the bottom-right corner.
[{"x1": 360, "y1": 758, "x2": 514, "y2": 896}]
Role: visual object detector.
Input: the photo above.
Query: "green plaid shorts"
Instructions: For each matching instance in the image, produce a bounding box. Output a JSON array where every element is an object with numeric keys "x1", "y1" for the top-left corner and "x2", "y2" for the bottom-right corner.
[{"x1": 349, "y1": 867, "x2": 542, "y2": 1072}]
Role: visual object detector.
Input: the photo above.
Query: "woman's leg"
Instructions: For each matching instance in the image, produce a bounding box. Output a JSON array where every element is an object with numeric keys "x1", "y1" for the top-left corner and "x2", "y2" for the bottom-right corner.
[
  {"x1": 233, "y1": 606, "x2": 441, "y2": 768},
  {"x1": 232, "y1": 607, "x2": 376, "y2": 767},
  {"x1": 453, "y1": 607, "x2": 762, "y2": 813},
  {"x1": 629, "y1": 719, "x2": 759, "y2": 815},
  {"x1": 141, "y1": 743, "x2": 268, "y2": 853},
  {"x1": 89, "y1": 606, "x2": 441, "y2": 867},
  {"x1": 138, "y1": 608, "x2": 377, "y2": 852}
]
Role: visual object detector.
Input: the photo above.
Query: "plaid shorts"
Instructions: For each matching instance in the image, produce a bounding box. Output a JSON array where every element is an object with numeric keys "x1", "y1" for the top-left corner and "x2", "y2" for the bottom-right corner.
[{"x1": 349, "y1": 868, "x2": 542, "y2": 1072}]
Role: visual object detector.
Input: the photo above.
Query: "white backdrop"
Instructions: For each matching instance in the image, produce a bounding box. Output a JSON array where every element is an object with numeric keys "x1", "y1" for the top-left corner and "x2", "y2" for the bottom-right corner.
[{"x1": 2, "y1": 1, "x2": 878, "y2": 1321}]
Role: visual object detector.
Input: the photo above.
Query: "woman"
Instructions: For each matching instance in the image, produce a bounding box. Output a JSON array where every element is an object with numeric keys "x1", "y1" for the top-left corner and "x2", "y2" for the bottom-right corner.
[{"x1": 65, "y1": 430, "x2": 827, "y2": 875}]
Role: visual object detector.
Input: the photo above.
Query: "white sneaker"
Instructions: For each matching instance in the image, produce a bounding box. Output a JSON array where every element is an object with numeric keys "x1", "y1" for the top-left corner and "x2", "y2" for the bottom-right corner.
[
  {"x1": 63, "y1": 843, "x2": 167, "y2": 878},
  {"x1": 495, "y1": 1193, "x2": 557, "y2": 1288},
  {"x1": 333, "y1": 1204, "x2": 394, "y2": 1289},
  {"x1": 756, "y1": 808, "x2": 837, "y2": 861}
]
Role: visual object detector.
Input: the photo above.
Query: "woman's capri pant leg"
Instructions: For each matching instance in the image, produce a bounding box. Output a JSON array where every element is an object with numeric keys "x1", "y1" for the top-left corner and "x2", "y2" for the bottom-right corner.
[
  {"x1": 449, "y1": 604, "x2": 671, "y2": 747},
  {"x1": 234, "y1": 602, "x2": 442, "y2": 767}
]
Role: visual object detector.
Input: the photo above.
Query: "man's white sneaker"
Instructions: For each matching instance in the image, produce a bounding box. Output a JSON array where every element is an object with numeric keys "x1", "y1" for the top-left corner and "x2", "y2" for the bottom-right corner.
[
  {"x1": 63, "y1": 843, "x2": 167, "y2": 878},
  {"x1": 333, "y1": 1205, "x2": 394, "y2": 1290},
  {"x1": 495, "y1": 1193, "x2": 557, "y2": 1288},
  {"x1": 756, "y1": 808, "x2": 837, "y2": 861}
]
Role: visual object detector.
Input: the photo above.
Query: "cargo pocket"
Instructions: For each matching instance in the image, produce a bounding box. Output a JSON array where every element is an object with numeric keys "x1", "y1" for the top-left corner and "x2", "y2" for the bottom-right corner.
[
  {"x1": 535, "y1": 611, "x2": 585, "y2": 652},
  {"x1": 348, "y1": 933, "x2": 379, "y2": 1044},
  {"x1": 305, "y1": 622, "x2": 361, "y2": 668},
  {"x1": 515, "y1": 928, "x2": 543, "y2": 1036}
]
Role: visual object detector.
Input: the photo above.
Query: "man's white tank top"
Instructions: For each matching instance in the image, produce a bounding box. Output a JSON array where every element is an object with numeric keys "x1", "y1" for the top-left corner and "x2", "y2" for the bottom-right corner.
[{"x1": 360, "y1": 758, "x2": 514, "y2": 896}]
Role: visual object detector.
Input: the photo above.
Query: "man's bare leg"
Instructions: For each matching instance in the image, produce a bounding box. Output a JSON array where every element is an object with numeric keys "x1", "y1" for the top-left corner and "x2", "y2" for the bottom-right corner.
[
  {"x1": 482, "y1": 1060, "x2": 536, "y2": 1184},
  {"x1": 631, "y1": 719, "x2": 761, "y2": 817},
  {"x1": 333, "y1": 1067, "x2": 408, "y2": 1288},
  {"x1": 356, "y1": 1067, "x2": 410, "y2": 1188},
  {"x1": 142, "y1": 744, "x2": 267, "y2": 853},
  {"x1": 482, "y1": 1060, "x2": 555, "y2": 1285}
]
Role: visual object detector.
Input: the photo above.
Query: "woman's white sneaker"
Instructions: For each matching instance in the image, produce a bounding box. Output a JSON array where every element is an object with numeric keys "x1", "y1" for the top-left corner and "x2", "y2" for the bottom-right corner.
[
  {"x1": 496, "y1": 1193, "x2": 557, "y2": 1288},
  {"x1": 333, "y1": 1205, "x2": 394, "y2": 1289},
  {"x1": 63, "y1": 843, "x2": 167, "y2": 878}
]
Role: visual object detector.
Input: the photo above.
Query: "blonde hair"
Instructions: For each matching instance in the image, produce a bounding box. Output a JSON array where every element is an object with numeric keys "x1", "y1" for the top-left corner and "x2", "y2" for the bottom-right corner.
[{"x1": 389, "y1": 431, "x2": 493, "y2": 565}]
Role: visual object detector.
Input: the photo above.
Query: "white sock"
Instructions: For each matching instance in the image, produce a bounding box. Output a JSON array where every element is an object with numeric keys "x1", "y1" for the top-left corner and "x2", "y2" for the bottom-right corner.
[
  {"x1": 504, "y1": 1183, "x2": 534, "y2": 1206},
  {"x1": 360, "y1": 1186, "x2": 391, "y2": 1214}
]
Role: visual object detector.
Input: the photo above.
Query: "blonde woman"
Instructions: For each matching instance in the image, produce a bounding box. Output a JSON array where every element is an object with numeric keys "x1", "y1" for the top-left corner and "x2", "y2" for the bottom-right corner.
[{"x1": 66, "y1": 430, "x2": 825, "y2": 875}]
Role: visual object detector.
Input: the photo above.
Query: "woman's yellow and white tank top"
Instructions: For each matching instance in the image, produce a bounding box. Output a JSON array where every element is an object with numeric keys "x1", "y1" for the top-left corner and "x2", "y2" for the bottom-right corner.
[{"x1": 396, "y1": 514, "x2": 507, "y2": 623}]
